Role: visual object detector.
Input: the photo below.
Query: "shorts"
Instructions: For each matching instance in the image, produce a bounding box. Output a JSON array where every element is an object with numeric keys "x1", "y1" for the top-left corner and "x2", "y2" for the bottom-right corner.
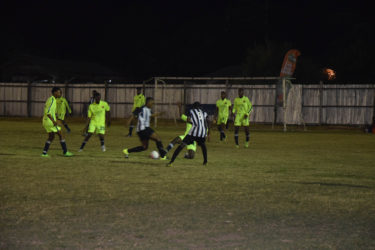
[
  {"x1": 217, "y1": 115, "x2": 229, "y2": 125},
  {"x1": 179, "y1": 134, "x2": 197, "y2": 151},
  {"x1": 88, "y1": 122, "x2": 106, "y2": 134},
  {"x1": 234, "y1": 113, "x2": 249, "y2": 126},
  {"x1": 182, "y1": 135, "x2": 206, "y2": 147},
  {"x1": 43, "y1": 118, "x2": 61, "y2": 133},
  {"x1": 137, "y1": 127, "x2": 154, "y2": 141},
  {"x1": 57, "y1": 112, "x2": 66, "y2": 121}
]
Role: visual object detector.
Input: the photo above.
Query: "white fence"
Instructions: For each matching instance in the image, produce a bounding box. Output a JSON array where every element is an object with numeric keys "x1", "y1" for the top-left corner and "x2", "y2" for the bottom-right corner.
[{"x1": 1, "y1": 82, "x2": 374, "y2": 125}]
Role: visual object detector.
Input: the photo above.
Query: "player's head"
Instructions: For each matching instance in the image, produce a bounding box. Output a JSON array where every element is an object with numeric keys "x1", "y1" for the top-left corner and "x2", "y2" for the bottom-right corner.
[
  {"x1": 146, "y1": 97, "x2": 154, "y2": 108},
  {"x1": 221, "y1": 91, "x2": 226, "y2": 99},
  {"x1": 51, "y1": 87, "x2": 61, "y2": 98},
  {"x1": 192, "y1": 101, "x2": 201, "y2": 109},
  {"x1": 94, "y1": 92, "x2": 101, "y2": 103},
  {"x1": 136, "y1": 87, "x2": 142, "y2": 95},
  {"x1": 238, "y1": 88, "x2": 244, "y2": 98},
  {"x1": 92, "y1": 90, "x2": 98, "y2": 96}
]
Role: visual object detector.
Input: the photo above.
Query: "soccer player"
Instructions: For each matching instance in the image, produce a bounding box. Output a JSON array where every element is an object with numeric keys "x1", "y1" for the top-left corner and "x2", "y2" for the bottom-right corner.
[
  {"x1": 215, "y1": 91, "x2": 232, "y2": 141},
  {"x1": 41, "y1": 87, "x2": 73, "y2": 157},
  {"x1": 122, "y1": 97, "x2": 167, "y2": 159},
  {"x1": 233, "y1": 88, "x2": 253, "y2": 148},
  {"x1": 82, "y1": 90, "x2": 98, "y2": 137},
  {"x1": 167, "y1": 102, "x2": 209, "y2": 167},
  {"x1": 56, "y1": 94, "x2": 72, "y2": 133},
  {"x1": 127, "y1": 87, "x2": 145, "y2": 137},
  {"x1": 165, "y1": 103, "x2": 197, "y2": 159},
  {"x1": 79, "y1": 92, "x2": 111, "y2": 152}
]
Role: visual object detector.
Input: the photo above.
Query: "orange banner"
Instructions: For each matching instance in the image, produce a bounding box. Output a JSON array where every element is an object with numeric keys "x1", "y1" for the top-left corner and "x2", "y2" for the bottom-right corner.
[{"x1": 280, "y1": 49, "x2": 301, "y2": 77}]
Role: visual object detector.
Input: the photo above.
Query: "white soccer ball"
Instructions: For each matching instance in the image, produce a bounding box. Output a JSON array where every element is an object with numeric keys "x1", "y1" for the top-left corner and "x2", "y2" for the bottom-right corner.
[{"x1": 150, "y1": 150, "x2": 160, "y2": 159}]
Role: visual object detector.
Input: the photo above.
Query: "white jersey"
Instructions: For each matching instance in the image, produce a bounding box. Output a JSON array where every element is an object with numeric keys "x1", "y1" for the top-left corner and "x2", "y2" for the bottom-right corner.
[
  {"x1": 136, "y1": 106, "x2": 152, "y2": 132},
  {"x1": 188, "y1": 108, "x2": 208, "y2": 138}
]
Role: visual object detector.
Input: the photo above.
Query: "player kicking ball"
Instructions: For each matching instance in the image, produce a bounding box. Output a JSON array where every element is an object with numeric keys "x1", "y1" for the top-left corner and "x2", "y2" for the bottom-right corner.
[
  {"x1": 122, "y1": 97, "x2": 167, "y2": 160},
  {"x1": 167, "y1": 102, "x2": 209, "y2": 167},
  {"x1": 41, "y1": 87, "x2": 73, "y2": 157},
  {"x1": 233, "y1": 88, "x2": 253, "y2": 148},
  {"x1": 79, "y1": 92, "x2": 111, "y2": 152},
  {"x1": 215, "y1": 91, "x2": 232, "y2": 141}
]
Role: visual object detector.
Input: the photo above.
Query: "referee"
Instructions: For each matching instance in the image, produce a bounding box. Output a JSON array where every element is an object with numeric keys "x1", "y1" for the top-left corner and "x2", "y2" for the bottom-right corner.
[{"x1": 167, "y1": 102, "x2": 209, "y2": 167}]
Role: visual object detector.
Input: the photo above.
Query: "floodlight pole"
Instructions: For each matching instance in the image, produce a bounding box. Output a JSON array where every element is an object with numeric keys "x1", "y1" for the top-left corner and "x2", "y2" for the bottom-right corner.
[{"x1": 283, "y1": 77, "x2": 287, "y2": 132}]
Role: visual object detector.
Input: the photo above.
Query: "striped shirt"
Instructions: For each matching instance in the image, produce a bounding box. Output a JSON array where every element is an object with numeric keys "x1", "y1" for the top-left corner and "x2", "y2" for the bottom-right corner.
[
  {"x1": 136, "y1": 106, "x2": 152, "y2": 132},
  {"x1": 188, "y1": 108, "x2": 208, "y2": 138}
]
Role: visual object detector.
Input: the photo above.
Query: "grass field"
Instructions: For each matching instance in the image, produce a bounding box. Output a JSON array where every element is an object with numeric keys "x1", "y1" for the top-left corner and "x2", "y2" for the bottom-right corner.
[{"x1": 0, "y1": 118, "x2": 375, "y2": 249}]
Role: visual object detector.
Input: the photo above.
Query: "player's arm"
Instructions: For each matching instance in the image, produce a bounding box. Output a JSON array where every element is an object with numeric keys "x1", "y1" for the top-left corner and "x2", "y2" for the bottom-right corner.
[
  {"x1": 106, "y1": 110, "x2": 111, "y2": 127},
  {"x1": 45, "y1": 99, "x2": 57, "y2": 125},
  {"x1": 65, "y1": 98, "x2": 72, "y2": 114},
  {"x1": 151, "y1": 111, "x2": 164, "y2": 118},
  {"x1": 244, "y1": 98, "x2": 252, "y2": 118},
  {"x1": 82, "y1": 107, "x2": 92, "y2": 132}
]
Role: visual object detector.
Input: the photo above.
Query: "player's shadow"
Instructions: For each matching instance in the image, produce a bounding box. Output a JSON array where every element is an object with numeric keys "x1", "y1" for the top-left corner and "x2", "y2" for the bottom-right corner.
[
  {"x1": 296, "y1": 181, "x2": 371, "y2": 189},
  {"x1": 109, "y1": 160, "x2": 163, "y2": 167}
]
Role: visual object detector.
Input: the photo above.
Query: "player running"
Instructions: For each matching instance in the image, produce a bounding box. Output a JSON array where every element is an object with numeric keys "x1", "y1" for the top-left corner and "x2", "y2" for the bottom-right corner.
[
  {"x1": 167, "y1": 102, "x2": 209, "y2": 167},
  {"x1": 127, "y1": 87, "x2": 145, "y2": 137},
  {"x1": 122, "y1": 97, "x2": 167, "y2": 159},
  {"x1": 215, "y1": 91, "x2": 232, "y2": 141},
  {"x1": 41, "y1": 87, "x2": 73, "y2": 157},
  {"x1": 79, "y1": 92, "x2": 111, "y2": 152},
  {"x1": 56, "y1": 94, "x2": 72, "y2": 133},
  {"x1": 165, "y1": 103, "x2": 197, "y2": 159},
  {"x1": 233, "y1": 88, "x2": 252, "y2": 148}
]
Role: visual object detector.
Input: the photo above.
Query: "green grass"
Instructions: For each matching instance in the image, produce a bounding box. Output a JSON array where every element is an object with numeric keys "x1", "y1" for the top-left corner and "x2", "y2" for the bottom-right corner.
[{"x1": 0, "y1": 118, "x2": 375, "y2": 249}]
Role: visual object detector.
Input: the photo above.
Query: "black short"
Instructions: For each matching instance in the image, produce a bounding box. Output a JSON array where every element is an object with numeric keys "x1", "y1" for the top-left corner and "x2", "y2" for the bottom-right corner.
[
  {"x1": 137, "y1": 127, "x2": 154, "y2": 141},
  {"x1": 182, "y1": 135, "x2": 206, "y2": 146}
]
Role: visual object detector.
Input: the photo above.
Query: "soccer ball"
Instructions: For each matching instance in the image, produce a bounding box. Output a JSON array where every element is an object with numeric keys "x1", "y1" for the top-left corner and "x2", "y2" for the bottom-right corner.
[{"x1": 150, "y1": 150, "x2": 160, "y2": 159}]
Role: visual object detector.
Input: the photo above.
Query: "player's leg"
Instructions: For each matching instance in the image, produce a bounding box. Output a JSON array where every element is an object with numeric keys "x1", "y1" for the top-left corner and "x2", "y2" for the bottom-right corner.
[
  {"x1": 56, "y1": 130, "x2": 73, "y2": 156},
  {"x1": 79, "y1": 133, "x2": 92, "y2": 151},
  {"x1": 127, "y1": 116, "x2": 136, "y2": 137},
  {"x1": 197, "y1": 138, "x2": 208, "y2": 165},
  {"x1": 168, "y1": 136, "x2": 194, "y2": 166},
  {"x1": 166, "y1": 136, "x2": 183, "y2": 152},
  {"x1": 98, "y1": 134, "x2": 106, "y2": 152},
  {"x1": 128, "y1": 139, "x2": 148, "y2": 153},
  {"x1": 42, "y1": 132, "x2": 55, "y2": 156},
  {"x1": 149, "y1": 131, "x2": 167, "y2": 158},
  {"x1": 244, "y1": 125, "x2": 250, "y2": 148},
  {"x1": 234, "y1": 114, "x2": 241, "y2": 148},
  {"x1": 79, "y1": 122, "x2": 96, "y2": 151},
  {"x1": 61, "y1": 119, "x2": 71, "y2": 133},
  {"x1": 234, "y1": 126, "x2": 240, "y2": 147}
]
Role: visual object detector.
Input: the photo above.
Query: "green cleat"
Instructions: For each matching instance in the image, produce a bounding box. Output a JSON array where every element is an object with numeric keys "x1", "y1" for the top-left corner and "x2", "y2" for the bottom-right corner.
[
  {"x1": 160, "y1": 156, "x2": 167, "y2": 161},
  {"x1": 41, "y1": 153, "x2": 50, "y2": 158},
  {"x1": 244, "y1": 142, "x2": 249, "y2": 148},
  {"x1": 123, "y1": 148, "x2": 129, "y2": 158},
  {"x1": 64, "y1": 151, "x2": 74, "y2": 157},
  {"x1": 166, "y1": 162, "x2": 173, "y2": 167}
]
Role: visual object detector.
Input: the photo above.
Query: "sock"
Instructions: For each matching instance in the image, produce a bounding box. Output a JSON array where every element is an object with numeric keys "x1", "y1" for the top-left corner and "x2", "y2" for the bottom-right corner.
[
  {"x1": 80, "y1": 141, "x2": 87, "y2": 150},
  {"x1": 218, "y1": 126, "x2": 223, "y2": 140},
  {"x1": 128, "y1": 146, "x2": 145, "y2": 153},
  {"x1": 100, "y1": 138, "x2": 104, "y2": 147},
  {"x1": 64, "y1": 124, "x2": 71, "y2": 132},
  {"x1": 60, "y1": 140, "x2": 67, "y2": 154},
  {"x1": 156, "y1": 141, "x2": 166, "y2": 157},
  {"x1": 234, "y1": 134, "x2": 239, "y2": 145},
  {"x1": 42, "y1": 140, "x2": 51, "y2": 154},
  {"x1": 129, "y1": 126, "x2": 134, "y2": 135},
  {"x1": 201, "y1": 143, "x2": 207, "y2": 164},
  {"x1": 166, "y1": 143, "x2": 174, "y2": 152},
  {"x1": 246, "y1": 131, "x2": 250, "y2": 142},
  {"x1": 169, "y1": 144, "x2": 184, "y2": 163}
]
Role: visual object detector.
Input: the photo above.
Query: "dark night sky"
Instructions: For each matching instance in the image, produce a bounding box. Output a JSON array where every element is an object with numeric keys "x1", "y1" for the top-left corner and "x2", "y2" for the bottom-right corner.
[{"x1": 1, "y1": 0, "x2": 374, "y2": 80}]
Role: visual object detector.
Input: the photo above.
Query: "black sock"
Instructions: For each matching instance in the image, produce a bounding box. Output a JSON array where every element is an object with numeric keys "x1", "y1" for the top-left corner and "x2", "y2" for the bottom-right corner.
[
  {"x1": 42, "y1": 140, "x2": 51, "y2": 154},
  {"x1": 128, "y1": 146, "x2": 145, "y2": 153},
  {"x1": 129, "y1": 126, "x2": 134, "y2": 135},
  {"x1": 201, "y1": 143, "x2": 207, "y2": 164},
  {"x1": 169, "y1": 144, "x2": 184, "y2": 163},
  {"x1": 80, "y1": 141, "x2": 87, "y2": 150},
  {"x1": 218, "y1": 126, "x2": 223, "y2": 140},
  {"x1": 156, "y1": 141, "x2": 166, "y2": 157},
  {"x1": 166, "y1": 143, "x2": 174, "y2": 152},
  {"x1": 246, "y1": 132, "x2": 250, "y2": 142},
  {"x1": 64, "y1": 124, "x2": 71, "y2": 132},
  {"x1": 60, "y1": 140, "x2": 67, "y2": 154},
  {"x1": 100, "y1": 138, "x2": 104, "y2": 146},
  {"x1": 234, "y1": 134, "x2": 239, "y2": 145}
]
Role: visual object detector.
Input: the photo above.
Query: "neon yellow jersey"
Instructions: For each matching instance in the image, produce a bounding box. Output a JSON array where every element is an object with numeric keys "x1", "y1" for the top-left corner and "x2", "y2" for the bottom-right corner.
[
  {"x1": 43, "y1": 96, "x2": 57, "y2": 121},
  {"x1": 233, "y1": 96, "x2": 252, "y2": 115},
  {"x1": 88, "y1": 100, "x2": 110, "y2": 124},
  {"x1": 56, "y1": 97, "x2": 71, "y2": 115},
  {"x1": 216, "y1": 98, "x2": 231, "y2": 117},
  {"x1": 132, "y1": 94, "x2": 145, "y2": 111},
  {"x1": 181, "y1": 114, "x2": 192, "y2": 136}
]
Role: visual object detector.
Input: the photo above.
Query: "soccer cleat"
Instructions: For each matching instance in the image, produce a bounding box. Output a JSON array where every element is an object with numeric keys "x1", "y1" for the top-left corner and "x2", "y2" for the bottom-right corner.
[
  {"x1": 160, "y1": 156, "x2": 167, "y2": 161},
  {"x1": 123, "y1": 148, "x2": 129, "y2": 158},
  {"x1": 126, "y1": 134, "x2": 132, "y2": 137},
  {"x1": 235, "y1": 145, "x2": 240, "y2": 149},
  {"x1": 203, "y1": 162, "x2": 208, "y2": 166},
  {"x1": 101, "y1": 145, "x2": 106, "y2": 152},
  {"x1": 244, "y1": 142, "x2": 249, "y2": 148},
  {"x1": 64, "y1": 151, "x2": 74, "y2": 157},
  {"x1": 78, "y1": 149, "x2": 83, "y2": 152},
  {"x1": 166, "y1": 162, "x2": 173, "y2": 167},
  {"x1": 41, "y1": 153, "x2": 50, "y2": 157}
]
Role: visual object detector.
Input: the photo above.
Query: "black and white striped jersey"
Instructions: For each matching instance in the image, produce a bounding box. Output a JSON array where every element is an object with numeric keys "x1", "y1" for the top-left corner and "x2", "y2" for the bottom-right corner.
[
  {"x1": 188, "y1": 108, "x2": 208, "y2": 138},
  {"x1": 136, "y1": 106, "x2": 152, "y2": 132}
]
